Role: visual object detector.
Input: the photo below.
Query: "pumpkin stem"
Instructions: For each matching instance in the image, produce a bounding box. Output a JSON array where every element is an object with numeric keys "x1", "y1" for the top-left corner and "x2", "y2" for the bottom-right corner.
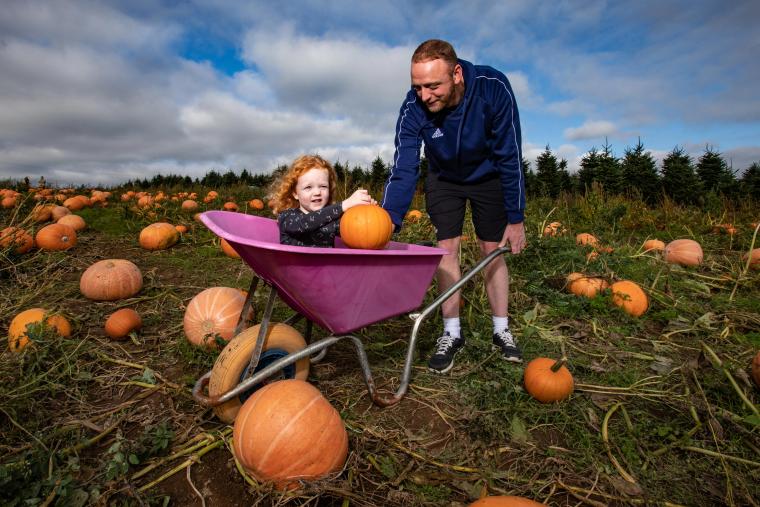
[{"x1": 550, "y1": 357, "x2": 567, "y2": 372}]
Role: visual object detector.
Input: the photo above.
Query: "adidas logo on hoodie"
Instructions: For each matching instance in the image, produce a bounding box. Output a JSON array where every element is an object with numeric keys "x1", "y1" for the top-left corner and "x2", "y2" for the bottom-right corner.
[{"x1": 431, "y1": 128, "x2": 444, "y2": 139}]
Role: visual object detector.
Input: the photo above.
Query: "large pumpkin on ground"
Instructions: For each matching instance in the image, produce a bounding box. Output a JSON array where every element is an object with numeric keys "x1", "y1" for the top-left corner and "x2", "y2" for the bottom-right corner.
[
  {"x1": 524, "y1": 357, "x2": 574, "y2": 403},
  {"x1": 56, "y1": 214, "x2": 86, "y2": 231},
  {"x1": 139, "y1": 222, "x2": 179, "y2": 250},
  {"x1": 35, "y1": 223, "x2": 77, "y2": 251},
  {"x1": 745, "y1": 248, "x2": 760, "y2": 270},
  {"x1": 1, "y1": 227, "x2": 34, "y2": 254},
  {"x1": 575, "y1": 233, "x2": 598, "y2": 246},
  {"x1": 664, "y1": 239, "x2": 703, "y2": 266},
  {"x1": 567, "y1": 273, "x2": 609, "y2": 298},
  {"x1": 469, "y1": 496, "x2": 544, "y2": 507},
  {"x1": 339, "y1": 204, "x2": 393, "y2": 250},
  {"x1": 80, "y1": 259, "x2": 144, "y2": 301},
  {"x1": 611, "y1": 280, "x2": 649, "y2": 317},
  {"x1": 232, "y1": 379, "x2": 348, "y2": 489},
  {"x1": 8, "y1": 308, "x2": 72, "y2": 352},
  {"x1": 183, "y1": 287, "x2": 247, "y2": 348}
]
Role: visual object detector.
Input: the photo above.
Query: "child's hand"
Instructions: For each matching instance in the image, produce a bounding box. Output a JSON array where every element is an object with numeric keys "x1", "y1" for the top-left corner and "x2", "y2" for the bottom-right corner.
[{"x1": 342, "y1": 189, "x2": 374, "y2": 211}]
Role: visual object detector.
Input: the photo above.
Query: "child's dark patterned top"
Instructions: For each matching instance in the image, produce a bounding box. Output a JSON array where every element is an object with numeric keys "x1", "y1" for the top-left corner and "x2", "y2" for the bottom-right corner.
[{"x1": 278, "y1": 204, "x2": 343, "y2": 247}]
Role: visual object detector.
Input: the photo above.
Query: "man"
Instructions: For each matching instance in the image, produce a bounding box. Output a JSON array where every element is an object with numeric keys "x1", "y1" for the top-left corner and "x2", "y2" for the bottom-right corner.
[{"x1": 381, "y1": 39, "x2": 526, "y2": 374}]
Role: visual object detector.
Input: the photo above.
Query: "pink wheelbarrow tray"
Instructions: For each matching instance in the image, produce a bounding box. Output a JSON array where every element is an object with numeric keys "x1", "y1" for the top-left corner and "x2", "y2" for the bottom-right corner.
[{"x1": 192, "y1": 211, "x2": 510, "y2": 408}]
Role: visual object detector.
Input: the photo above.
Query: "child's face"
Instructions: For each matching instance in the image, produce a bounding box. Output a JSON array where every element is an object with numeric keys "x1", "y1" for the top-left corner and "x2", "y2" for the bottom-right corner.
[{"x1": 293, "y1": 168, "x2": 330, "y2": 213}]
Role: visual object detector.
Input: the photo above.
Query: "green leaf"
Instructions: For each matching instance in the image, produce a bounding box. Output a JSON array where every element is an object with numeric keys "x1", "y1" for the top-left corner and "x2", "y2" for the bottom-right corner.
[
  {"x1": 128, "y1": 454, "x2": 139, "y2": 465},
  {"x1": 743, "y1": 413, "x2": 760, "y2": 427}
]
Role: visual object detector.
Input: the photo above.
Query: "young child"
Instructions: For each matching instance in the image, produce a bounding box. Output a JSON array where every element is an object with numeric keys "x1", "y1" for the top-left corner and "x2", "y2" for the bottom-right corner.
[{"x1": 268, "y1": 155, "x2": 376, "y2": 247}]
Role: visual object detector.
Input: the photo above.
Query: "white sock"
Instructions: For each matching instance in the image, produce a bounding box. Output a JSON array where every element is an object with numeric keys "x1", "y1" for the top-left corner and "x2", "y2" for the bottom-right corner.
[
  {"x1": 443, "y1": 317, "x2": 461, "y2": 339},
  {"x1": 493, "y1": 316, "x2": 508, "y2": 334}
]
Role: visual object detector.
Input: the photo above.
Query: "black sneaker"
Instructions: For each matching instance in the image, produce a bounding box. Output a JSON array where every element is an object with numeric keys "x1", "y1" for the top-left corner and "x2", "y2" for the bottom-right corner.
[
  {"x1": 492, "y1": 329, "x2": 522, "y2": 363},
  {"x1": 428, "y1": 332, "x2": 465, "y2": 374}
]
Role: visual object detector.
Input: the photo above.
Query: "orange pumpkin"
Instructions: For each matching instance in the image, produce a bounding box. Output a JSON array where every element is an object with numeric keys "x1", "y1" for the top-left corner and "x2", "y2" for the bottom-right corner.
[
  {"x1": 62, "y1": 196, "x2": 86, "y2": 211},
  {"x1": 220, "y1": 238, "x2": 241, "y2": 258},
  {"x1": 56, "y1": 214, "x2": 86, "y2": 231},
  {"x1": 175, "y1": 224, "x2": 188, "y2": 234},
  {"x1": 80, "y1": 259, "x2": 144, "y2": 301},
  {"x1": 139, "y1": 222, "x2": 179, "y2": 250},
  {"x1": 568, "y1": 274, "x2": 609, "y2": 298},
  {"x1": 8, "y1": 308, "x2": 72, "y2": 352},
  {"x1": 744, "y1": 248, "x2": 760, "y2": 270},
  {"x1": 664, "y1": 239, "x2": 703, "y2": 267},
  {"x1": 469, "y1": 496, "x2": 545, "y2": 507},
  {"x1": 181, "y1": 199, "x2": 199, "y2": 212},
  {"x1": 137, "y1": 195, "x2": 155, "y2": 208},
  {"x1": 751, "y1": 351, "x2": 760, "y2": 388},
  {"x1": 1, "y1": 227, "x2": 34, "y2": 254},
  {"x1": 35, "y1": 223, "x2": 77, "y2": 251},
  {"x1": 611, "y1": 280, "x2": 648, "y2": 317},
  {"x1": 222, "y1": 201, "x2": 239, "y2": 212},
  {"x1": 183, "y1": 287, "x2": 247, "y2": 348},
  {"x1": 543, "y1": 221, "x2": 564, "y2": 237},
  {"x1": 523, "y1": 357, "x2": 574, "y2": 403},
  {"x1": 339, "y1": 204, "x2": 393, "y2": 250},
  {"x1": 642, "y1": 239, "x2": 665, "y2": 252},
  {"x1": 232, "y1": 379, "x2": 348, "y2": 489},
  {"x1": 104, "y1": 308, "x2": 143, "y2": 340},
  {"x1": 50, "y1": 205, "x2": 71, "y2": 221},
  {"x1": 249, "y1": 198, "x2": 264, "y2": 210},
  {"x1": 405, "y1": 209, "x2": 423, "y2": 222},
  {"x1": 575, "y1": 233, "x2": 598, "y2": 246},
  {"x1": 31, "y1": 204, "x2": 53, "y2": 223}
]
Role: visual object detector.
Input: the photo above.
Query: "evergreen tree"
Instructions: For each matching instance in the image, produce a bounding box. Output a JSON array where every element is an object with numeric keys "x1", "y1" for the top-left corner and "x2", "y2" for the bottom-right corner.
[
  {"x1": 522, "y1": 157, "x2": 538, "y2": 197},
  {"x1": 557, "y1": 158, "x2": 572, "y2": 194},
  {"x1": 696, "y1": 147, "x2": 735, "y2": 197},
  {"x1": 333, "y1": 160, "x2": 346, "y2": 182},
  {"x1": 350, "y1": 165, "x2": 366, "y2": 185},
  {"x1": 369, "y1": 156, "x2": 389, "y2": 187},
  {"x1": 661, "y1": 147, "x2": 701, "y2": 205},
  {"x1": 595, "y1": 140, "x2": 622, "y2": 194},
  {"x1": 535, "y1": 145, "x2": 560, "y2": 197},
  {"x1": 577, "y1": 148, "x2": 600, "y2": 193},
  {"x1": 621, "y1": 139, "x2": 660, "y2": 205},
  {"x1": 740, "y1": 162, "x2": 760, "y2": 201}
]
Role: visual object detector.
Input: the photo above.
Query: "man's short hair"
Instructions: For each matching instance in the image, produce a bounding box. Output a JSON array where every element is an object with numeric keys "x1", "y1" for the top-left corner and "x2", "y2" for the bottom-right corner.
[{"x1": 411, "y1": 39, "x2": 458, "y2": 69}]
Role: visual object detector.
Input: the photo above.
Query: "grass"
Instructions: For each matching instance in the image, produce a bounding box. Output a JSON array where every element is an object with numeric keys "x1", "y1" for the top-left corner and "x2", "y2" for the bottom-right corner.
[{"x1": 1, "y1": 188, "x2": 759, "y2": 506}]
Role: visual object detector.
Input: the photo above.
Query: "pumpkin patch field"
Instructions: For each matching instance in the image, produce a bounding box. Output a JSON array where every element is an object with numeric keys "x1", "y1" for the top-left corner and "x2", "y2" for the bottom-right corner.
[{"x1": 1, "y1": 183, "x2": 759, "y2": 506}]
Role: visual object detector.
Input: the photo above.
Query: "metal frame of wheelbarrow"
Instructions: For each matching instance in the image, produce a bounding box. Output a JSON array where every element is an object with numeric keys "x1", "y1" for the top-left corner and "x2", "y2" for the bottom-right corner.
[{"x1": 192, "y1": 245, "x2": 510, "y2": 408}]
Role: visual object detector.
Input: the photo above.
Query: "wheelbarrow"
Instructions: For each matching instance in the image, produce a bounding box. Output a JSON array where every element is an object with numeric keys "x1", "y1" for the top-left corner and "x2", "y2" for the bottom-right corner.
[{"x1": 192, "y1": 211, "x2": 510, "y2": 420}]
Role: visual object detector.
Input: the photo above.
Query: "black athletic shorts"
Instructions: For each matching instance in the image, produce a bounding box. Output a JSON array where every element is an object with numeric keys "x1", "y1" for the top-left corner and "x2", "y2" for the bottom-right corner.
[{"x1": 424, "y1": 171, "x2": 508, "y2": 242}]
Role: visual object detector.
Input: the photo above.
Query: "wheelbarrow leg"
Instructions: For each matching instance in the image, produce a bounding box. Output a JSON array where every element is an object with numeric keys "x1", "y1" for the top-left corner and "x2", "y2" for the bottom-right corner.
[
  {"x1": 234, "y1": 276, "x2": 260, "y2": 336},
  {"x1": 241, "y1": 283, "x2": 278, "y2": 380}
]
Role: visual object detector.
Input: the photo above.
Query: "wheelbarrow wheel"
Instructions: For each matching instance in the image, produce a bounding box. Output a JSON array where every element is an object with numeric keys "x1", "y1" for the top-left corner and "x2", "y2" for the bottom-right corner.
[{"x1": 209, "y1": 322, "x2": 309, "y2": 423}]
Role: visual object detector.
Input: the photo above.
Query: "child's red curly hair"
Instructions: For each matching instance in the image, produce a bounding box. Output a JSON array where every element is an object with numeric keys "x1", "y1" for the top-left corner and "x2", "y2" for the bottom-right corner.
[{"x1": 267, "y1": 155, "x2": 338, "y2": 215}]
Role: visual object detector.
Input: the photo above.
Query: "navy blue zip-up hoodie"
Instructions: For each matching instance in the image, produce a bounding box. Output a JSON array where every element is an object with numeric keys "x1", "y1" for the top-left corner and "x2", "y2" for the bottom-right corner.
[{"x1": 381, "y1": 59, "x2": 525, "y2": 229}]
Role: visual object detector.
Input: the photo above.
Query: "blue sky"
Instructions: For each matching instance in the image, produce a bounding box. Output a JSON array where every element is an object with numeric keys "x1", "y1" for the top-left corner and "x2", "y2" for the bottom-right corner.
[{"x1": 0, "y1": 0, "x2": 758, "y2": 186}]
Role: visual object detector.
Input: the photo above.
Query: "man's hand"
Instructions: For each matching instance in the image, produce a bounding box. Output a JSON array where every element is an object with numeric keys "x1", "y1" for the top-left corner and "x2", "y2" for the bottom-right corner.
[{"x1": 499, "y1": 222, "x2": 526, "y2": 254}]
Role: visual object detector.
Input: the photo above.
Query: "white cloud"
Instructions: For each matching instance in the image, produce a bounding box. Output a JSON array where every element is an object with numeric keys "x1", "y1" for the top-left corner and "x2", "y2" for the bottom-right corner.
[{"x1": 564, "y1": 121, "x2": 619, "y2": 141}]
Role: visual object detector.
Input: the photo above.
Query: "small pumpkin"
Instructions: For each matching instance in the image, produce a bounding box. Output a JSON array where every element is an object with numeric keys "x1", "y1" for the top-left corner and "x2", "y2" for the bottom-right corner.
[
  {"x1": 543, "y1": 221, "x2": 564, "y2": 237},
  {"x1": 642, "y1": 239, "x2": 665, "y2": 252},
  {"x1": 56, "y1": 214, "x2": 86, "y2": 231},
  {"x1": 232, "y1": 379, "x2": 348, "y2": 490},
  {"x1": 339, "y1": 204, "x2": 393, "y2": 250},
  {"x1": 104, "y1": 308, "x2": 143, "y2": 340},
  {"x1": 139, "y1": 222, "x2": 179, "y2": 250},
  {"x1": 523, "y1": 357, "x2": 574, "y2": 403},
  {"x1": 568, "y1": 274, "x2": 609, "y2": 298},
  {"x1": 181, "y1": 199, "x2": 199, "y2": 212},
  {"x1": 610, "y1": 280, "x2": 648, "y2": 317},
  {"x1": 35, "y1": 223, "x2": 77, "y2": 251},
  {"x1": 8, "y1": 308, "x2": 72, "y2": 352},
  {"x1": 664, "y1": 239, "x2": 703, "y2": 266},
  {"x1": 469, "y1": 496, "x2": 545, "y2": 507},
  {"x1": 405, "y1": 209, "x2": 423, "y2": 222},
  {"x1": 183, "y1": 287, "x2": 247, "y2": 348},
  {"x1": 220, "y1": 238, "x2": 241, "y2": 258},
  {"x1": 249, "y1": 198, "x2": 264, "y2": 210},
  {"x1": 0, "y1": 227, "x2": 34, "y2": 254},
  {"x1": 575, "y1": 233, "x2": 598, "y2": 246},
  {"x1": 175, "y1": 224, "x2": 188, "y2": 234},
  {"x1": 222, "y1": 201, "x2": 239, "y2": 212},
  {"x1": 80, "y1": 259, "x2": 144, "y2": 301},
  {"x1": 751, "y1": 351, "x2": 760, "y2": 388},
  {"x1": 744, "y1": 248, "x2": 760, "y2": 270}
]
